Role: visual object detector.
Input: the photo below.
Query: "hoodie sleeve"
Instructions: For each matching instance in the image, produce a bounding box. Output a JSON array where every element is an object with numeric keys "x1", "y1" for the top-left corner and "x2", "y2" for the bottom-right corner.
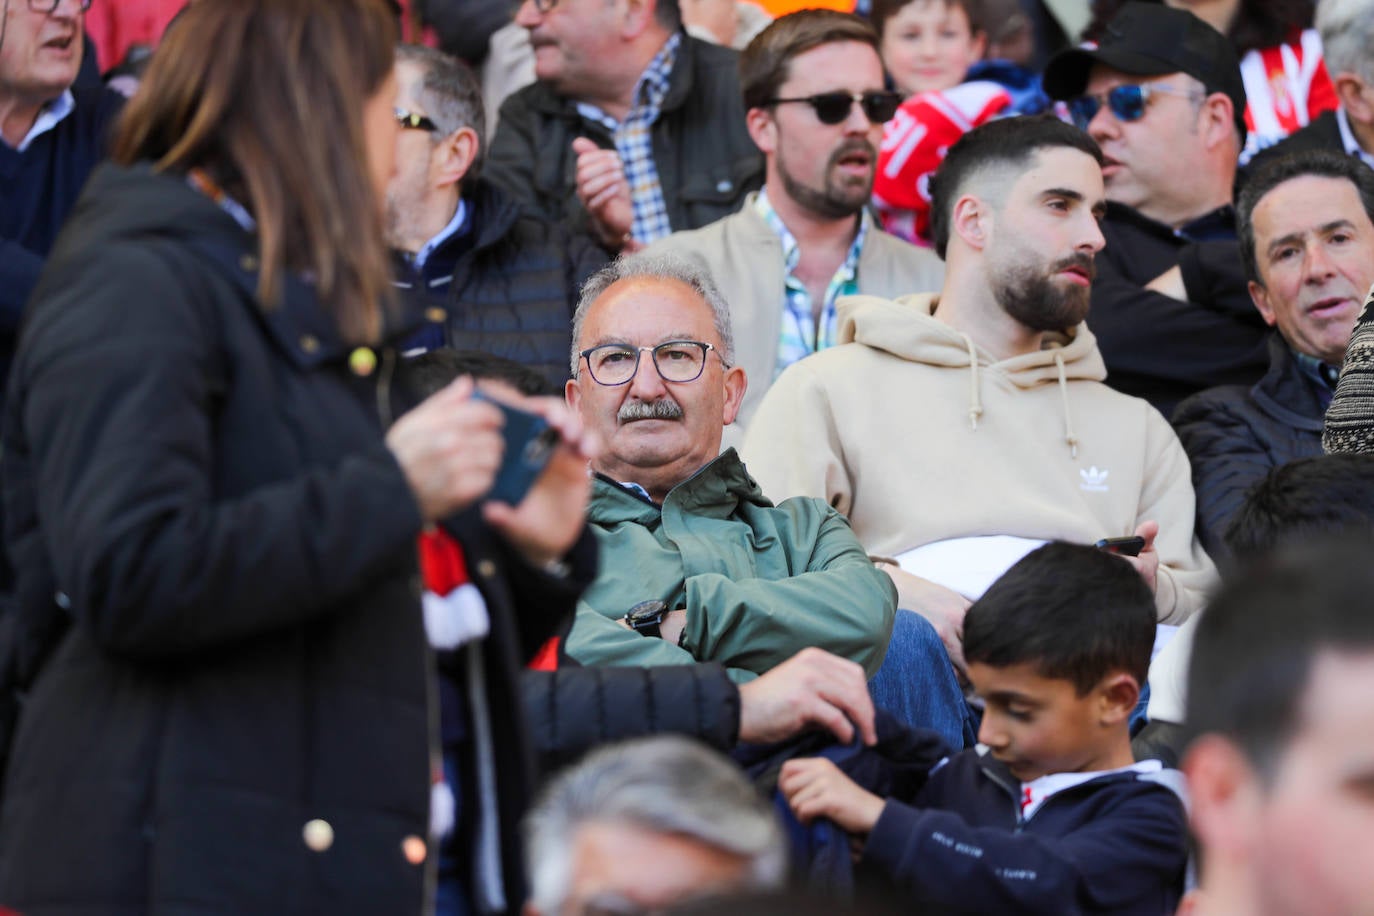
[
  {"x1": 740, "y1": 360, "x2": 854, "y2": 515},
  {"x1": 1137, "y1": 406, "x2": 1218, "y2": 623},
  {"x1": 863, "y1": 786, "x2": 1188, "y2": 915}
]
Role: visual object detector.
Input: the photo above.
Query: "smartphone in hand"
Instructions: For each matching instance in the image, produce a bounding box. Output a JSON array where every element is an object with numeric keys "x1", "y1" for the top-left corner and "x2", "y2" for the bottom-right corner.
[
  {"x1": 473, "y1": 391, "x2": 559, "y2": 506},
  {"x1": 1095, "y1": 536, "x2": 1146, "y2": 557}
]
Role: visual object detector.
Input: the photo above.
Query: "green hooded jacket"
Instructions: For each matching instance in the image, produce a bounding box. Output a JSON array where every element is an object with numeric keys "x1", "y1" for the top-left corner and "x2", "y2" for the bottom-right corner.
[{"x1": 566, "y1": 450, "x2": 897, "y2": 682}]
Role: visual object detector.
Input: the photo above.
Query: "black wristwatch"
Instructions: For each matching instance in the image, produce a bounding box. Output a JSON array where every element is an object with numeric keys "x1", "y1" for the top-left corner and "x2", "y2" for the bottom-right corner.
[{"x1": 624, "y1": 599, "x2": 668, "y2": 638}]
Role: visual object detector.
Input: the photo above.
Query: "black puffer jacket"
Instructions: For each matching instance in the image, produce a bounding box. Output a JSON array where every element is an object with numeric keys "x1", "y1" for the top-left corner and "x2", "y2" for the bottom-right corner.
[
  {"x1": 398, "y1": 178, "x2": 607, "y2": 390},
  {"x1": 0, "y1": 162, "x2": 581, "y2": 914},
  {"x1": 1172, "y1": 334, "x2": 1329, "y2": 561},
  {"x1": 485, "y1": 33, "x2": 763, "y2": 240},
  {"x1": 522, "y1": 662, "x2": 740, "y2": 777}
]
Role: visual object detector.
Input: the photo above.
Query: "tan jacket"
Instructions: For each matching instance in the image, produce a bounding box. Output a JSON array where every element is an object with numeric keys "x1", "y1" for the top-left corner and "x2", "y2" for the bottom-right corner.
[
  {"x1": 741, "y1": 293, "x2": 1216, "y2": 624},
  {"x1": 645, "y1": 193, "x2": 945, "y2": 433}
]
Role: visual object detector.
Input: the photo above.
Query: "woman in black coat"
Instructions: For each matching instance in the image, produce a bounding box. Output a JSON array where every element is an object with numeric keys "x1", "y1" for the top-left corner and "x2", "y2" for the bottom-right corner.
[{"x1": 0, "y1": 1, "x2": 593, "y2": 912}]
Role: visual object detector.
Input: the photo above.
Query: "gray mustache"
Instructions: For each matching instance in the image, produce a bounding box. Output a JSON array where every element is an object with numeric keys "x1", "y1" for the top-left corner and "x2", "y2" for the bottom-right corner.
[{"x1": 618, "y1": 399, "x2": 684, "y2": 422}]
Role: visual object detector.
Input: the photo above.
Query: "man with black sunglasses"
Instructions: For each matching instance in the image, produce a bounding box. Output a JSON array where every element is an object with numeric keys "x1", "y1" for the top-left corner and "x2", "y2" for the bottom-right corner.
[
  {"x1": 646, "y1": 10, "x2": 943, "y2": 436},
  {"x1": 1, "y1": 0, "x2": 122, "y2": 403},
  {"x1": 1042, "y1": 1, "x2": 1270, "y2": 418}
]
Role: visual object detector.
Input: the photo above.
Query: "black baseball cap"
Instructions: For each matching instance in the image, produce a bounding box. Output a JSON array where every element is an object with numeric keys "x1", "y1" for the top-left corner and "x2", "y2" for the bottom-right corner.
[{"x1": 1043, "y1": 2, "x2": 1247, "y2": 137}]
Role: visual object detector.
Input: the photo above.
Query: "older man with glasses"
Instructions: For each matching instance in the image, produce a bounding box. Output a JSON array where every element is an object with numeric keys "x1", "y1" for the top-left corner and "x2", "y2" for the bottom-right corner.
[
  {"x1": 0, "y1": 0, "x2": 122, "y2": 400},
  {"x1": 560, "y1": 250, "x2": 973, "y2": 747},
  {"x1": 1042, "y1": 1, "x2": 1270, "y2": 418}
]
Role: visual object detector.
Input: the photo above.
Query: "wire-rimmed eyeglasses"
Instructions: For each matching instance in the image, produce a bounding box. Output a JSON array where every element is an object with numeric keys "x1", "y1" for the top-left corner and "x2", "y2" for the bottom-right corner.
[
  {"x1": 578, "y1": 340, "x2": 725, "y2": 386},
  {"x1": 26, "y1": 0, "x2": 94, "y2": 13}
]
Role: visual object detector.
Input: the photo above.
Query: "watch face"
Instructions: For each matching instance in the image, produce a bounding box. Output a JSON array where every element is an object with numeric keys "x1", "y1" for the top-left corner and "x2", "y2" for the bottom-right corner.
[{"x1": 627, "y1": 599, "x2": 667, "y2": 625}]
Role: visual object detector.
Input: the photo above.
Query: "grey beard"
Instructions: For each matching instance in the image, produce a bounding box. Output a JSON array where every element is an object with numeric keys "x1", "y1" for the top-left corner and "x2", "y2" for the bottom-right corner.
[{"x1": 618, "y1": 398, "x2": 684, "y2": 422}]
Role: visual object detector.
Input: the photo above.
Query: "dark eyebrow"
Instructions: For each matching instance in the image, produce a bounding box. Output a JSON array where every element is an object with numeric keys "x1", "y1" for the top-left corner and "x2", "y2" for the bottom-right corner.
[
  {"x1": 1267, "y1": 220, "x2": 1359, "y2": 259},
  {"x1": 1042, "y1": 187, "x2": 1107, "y2": 218},
  {"x1": 981, "y1": 689, "x2": 1041, "y2": 708}
]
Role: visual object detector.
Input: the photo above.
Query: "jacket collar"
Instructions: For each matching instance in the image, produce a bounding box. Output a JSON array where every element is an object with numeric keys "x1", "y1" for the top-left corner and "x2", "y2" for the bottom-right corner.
[
  {"x1": 589, "y1": 448, "x2": 771, "y2": 522},
  {"x1": 1250, "y1": 333, "x2": 1332, "y2": 431},
  {"x1": 1105, "y1": 200, "x2": 1237, "y2": 244}
]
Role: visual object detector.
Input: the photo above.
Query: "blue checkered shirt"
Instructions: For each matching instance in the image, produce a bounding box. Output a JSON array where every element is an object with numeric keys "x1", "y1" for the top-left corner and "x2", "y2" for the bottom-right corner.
[
  {"x1": 754, "y1": 188, "x2": 870, "y2": 379},
  {"x1": 576, "y1": 33, "x2": 680, "y2": 245}
]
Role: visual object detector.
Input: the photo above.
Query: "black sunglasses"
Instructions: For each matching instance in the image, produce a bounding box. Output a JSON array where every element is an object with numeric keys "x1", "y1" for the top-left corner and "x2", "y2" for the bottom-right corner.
[
  {"x1": 765, "y1": 90, "x2": 903, "y2": 126},
  {"x1": 394, "y1": 108, "x2": 440, "y2": 133},
  {"x1": 1066, "y1": 83, "x2": 1201, "y2": 131}
]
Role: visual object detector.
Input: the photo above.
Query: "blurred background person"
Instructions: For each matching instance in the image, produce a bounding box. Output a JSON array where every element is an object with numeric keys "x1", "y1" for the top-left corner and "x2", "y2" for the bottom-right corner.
[
  {"x1": 870, "y1": 0, "x2": 1048, "y2": 245},
  {"x1": 0, "y1": 1, "x2": 594, "y2": 912},
  {"x1": 523, "y1": 736, "x2": 787, "y2": 916},
  {"x1": 1085, "y1": 0, "x2": 1336, "y2": 161}
]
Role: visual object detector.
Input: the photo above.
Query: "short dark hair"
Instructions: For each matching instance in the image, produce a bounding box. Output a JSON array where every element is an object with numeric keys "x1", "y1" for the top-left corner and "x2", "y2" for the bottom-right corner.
[
  {"x1": 399, "y1": 348, "x2": 557, "y2": 401},
  {"x1": 739, "y1": 10, "x2": 880, "y2": 112},
  {"x1": 656, "y1": 0, "x2": 682, "y2": 32},
  {"x1": 1185, "y1": 538, "x2": 1374, "y2": 775},
  {"x1": 927, "y1": 115, "x2": 1103, "y2": 260},
  {"x1": 1237, "y1": 150, "x2": 1374, "y2": 286},
  {"x1": 869, "y1": 0, "x2": 988, "y2": 40},
  {"x1": 396, "y1": 44, "x2": 487, "y2": 178},
  {"x1": 963, "y1": 541, "x2": 1156, "y2": 694},
  {"x1": 1223, "y1": 454, "x2": 1374, "y2": 561}
]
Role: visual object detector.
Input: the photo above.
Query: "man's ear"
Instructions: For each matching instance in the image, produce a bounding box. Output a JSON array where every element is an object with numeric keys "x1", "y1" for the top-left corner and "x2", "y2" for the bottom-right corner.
[
  {"x1": 434, "y1": 126, "x2": 481, "y2": 191},
  {"x1": 951, "y1": 194, "x2": 990, "y2": 252},
  {"x1": 1183, "y1": 733, "x2": 1264, "y2": 862},
  {"x1": 1200, "y1": 92, "x2": 1239, "y2": 151},
  {"x1": 721, "y1": 364, "x2": 748, "y2": 426},
  {"x1": 565, "y1": 375, "x2": 582, "y2": 411},
  {"x1": 1336, "y1": 73, "x2": 1374, "y2": 125},
  {"x1": 1248, "y1": 279, "x2": 1278, "y2": 327},
  {"x1": 1095, "y1": 671, "x2": 1140, "y2": 726},
  {"x1": 746, "y1": 106, "x2": 776, "y2": 156}
]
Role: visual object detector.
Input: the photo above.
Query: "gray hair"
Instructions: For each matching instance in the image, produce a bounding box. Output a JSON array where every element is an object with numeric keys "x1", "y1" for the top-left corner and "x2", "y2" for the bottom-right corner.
[
  {"x1": 523, "y1": 736, "x2": 787, "y2": 914},
  {"x1": 395, "y1": 44, "x2": 487, "y2": 175},
  {"x1": 1317, "y1": 0, "x2": 1374, "y2": 85},
  {"x1": 569, "y1": 251, "x2": 736, "y2": 375}
]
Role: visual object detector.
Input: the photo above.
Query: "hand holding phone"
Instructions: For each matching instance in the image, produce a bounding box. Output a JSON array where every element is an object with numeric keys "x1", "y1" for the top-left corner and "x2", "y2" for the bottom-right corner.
[
  {"x1": 1095, "y1": 535, "x2": 1146, "y2": 557},
  {"x1": 472, "y1": 391, "x2": 559, "y2": 507}
]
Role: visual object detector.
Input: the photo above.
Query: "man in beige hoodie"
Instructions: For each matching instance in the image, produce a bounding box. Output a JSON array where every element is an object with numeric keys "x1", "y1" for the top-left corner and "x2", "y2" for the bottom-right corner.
[{"x1": 742, "y1": 115, "x2": 1215, "y2": 672}]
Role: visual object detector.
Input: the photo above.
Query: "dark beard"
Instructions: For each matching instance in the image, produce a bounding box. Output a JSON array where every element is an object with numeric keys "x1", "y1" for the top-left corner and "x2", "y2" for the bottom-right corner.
[
  {"x1": 992, "y1": 254, "x2": 1095, "y2": 332},
  {"x1": 778, "y1": 139, "x2": 876, "y2": 221}
]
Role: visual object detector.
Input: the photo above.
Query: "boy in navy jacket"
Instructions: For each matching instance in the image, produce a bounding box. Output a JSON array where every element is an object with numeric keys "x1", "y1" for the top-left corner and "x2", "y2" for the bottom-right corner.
[{"x1": 781, "y1": 542, "x2": 1189, "y2": 915}]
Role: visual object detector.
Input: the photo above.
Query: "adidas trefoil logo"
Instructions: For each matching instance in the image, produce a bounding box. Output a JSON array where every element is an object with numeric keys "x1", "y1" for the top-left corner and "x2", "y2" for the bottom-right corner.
[{"x1": 1079, "y1": 466, "x2": 1110, "y2": 492}]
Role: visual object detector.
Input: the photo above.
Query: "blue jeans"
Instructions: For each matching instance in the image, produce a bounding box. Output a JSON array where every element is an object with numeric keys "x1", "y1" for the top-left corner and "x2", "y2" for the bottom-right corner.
[{"x1": 868, "y1": 609, "x2": 977, "y2": 748}]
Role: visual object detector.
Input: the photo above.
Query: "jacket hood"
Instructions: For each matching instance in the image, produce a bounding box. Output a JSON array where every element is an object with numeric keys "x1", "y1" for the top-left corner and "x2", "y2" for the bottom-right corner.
[
  {"x1": 53, "y1": 162, "x2": 248, "y2": 258},
  {"x1": 837, "y1": 292, "x2": 1107, "y2": 457},
  {"x1": 837, "y1": 292, "x2": 1106, "y2": 384}
]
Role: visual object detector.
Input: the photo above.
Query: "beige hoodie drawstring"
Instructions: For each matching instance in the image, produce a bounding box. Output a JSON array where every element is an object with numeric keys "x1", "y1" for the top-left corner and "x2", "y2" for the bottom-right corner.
[
  {"x1": 1053, "y1": 349, "x2": 1079, "y2": 458},
  {"x1": 959, "y1": 332, "x2": 983, "y2": 431}
]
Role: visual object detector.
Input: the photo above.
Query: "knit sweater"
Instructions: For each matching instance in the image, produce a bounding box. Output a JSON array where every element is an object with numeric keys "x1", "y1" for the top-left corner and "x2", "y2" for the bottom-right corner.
[
  {"x1": 741, "y1": 293, "x2": 1215, "y2": 624},
  {"x1": 0, "y1": 88, "x2": 124, "y2": 385}
]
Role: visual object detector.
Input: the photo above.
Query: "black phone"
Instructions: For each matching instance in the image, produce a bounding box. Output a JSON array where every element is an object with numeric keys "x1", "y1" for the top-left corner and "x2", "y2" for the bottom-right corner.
[
  {"x1": 1095, "y1": 535, "x2": 1146, "y2": 557},
  {"x1": 473, "y1": 391, "x2": 559, "y2": 506}
]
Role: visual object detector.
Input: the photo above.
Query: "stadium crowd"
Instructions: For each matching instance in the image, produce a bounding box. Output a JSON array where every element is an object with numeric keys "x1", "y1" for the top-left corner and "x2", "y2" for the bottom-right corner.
[{"x1": 4, "y1": 0, "x2": 1374, "y2": 913}]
